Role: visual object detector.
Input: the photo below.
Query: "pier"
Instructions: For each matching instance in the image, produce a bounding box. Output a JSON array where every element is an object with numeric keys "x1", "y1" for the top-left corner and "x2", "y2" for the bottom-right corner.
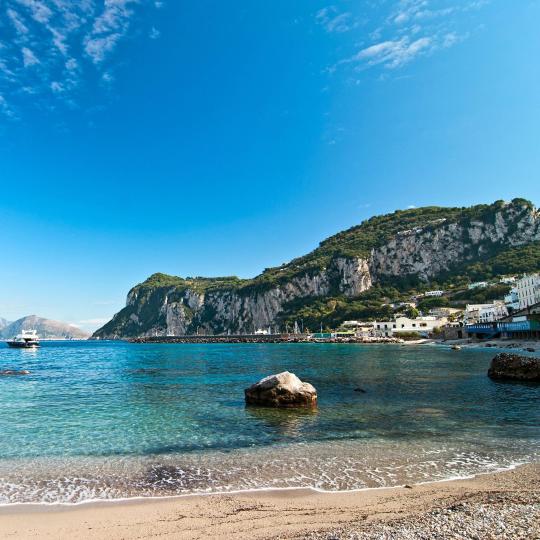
[{"x1": 129, "y1": 334, "x2": 402, "y2": 344}]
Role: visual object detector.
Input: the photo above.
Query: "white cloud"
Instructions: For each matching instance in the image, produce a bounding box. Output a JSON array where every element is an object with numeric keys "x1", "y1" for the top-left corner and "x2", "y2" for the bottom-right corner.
[
  {"x1": 22, "y1": 47, "x2": 39, "y2": 67},
  {"x1": 50, "y1": 81, "x2": 63, "y2": 92},
  {"x1": 351, "y1": 36, "x2": 432, "y2": 69},
  {"x1": 0, "y1": 0, "x2": 162, "y2": 118},
  {"x1": 84, "y1": 0, "x2": 138, "y2": 64},
  {"x1": 316, "y1": 6, "x2": 355, "y2": 33},
  {"x1": 17, "y1": 0, "x2": 53, "y2": 24},
  {"x1": 7, "y1": 8, "x2": 29, "y2": 34},
  {"x1": 329, "y1": 0, "x2": 487, "y2": 74}
]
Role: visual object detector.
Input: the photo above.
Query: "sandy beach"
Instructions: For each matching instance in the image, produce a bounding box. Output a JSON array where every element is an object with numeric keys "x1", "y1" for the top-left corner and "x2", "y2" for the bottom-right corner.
[{"x1": 0, "y1": 463, "x2": 537, "y2": 540}]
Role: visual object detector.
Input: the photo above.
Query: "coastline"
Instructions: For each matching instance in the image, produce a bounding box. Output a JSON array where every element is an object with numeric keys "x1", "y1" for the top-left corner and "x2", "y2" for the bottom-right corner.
[{"x1": 0, "y1": 463, "x2": 537, "y2": 539}]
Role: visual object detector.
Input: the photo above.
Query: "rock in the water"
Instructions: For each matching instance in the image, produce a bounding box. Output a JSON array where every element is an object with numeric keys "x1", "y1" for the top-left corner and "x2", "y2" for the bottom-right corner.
[
  {"x1": 0, "y1": 370, "x2": 30, "y2": 376},
  {"x1": 488, "y1": 353, "x2": 540, "y2": 382},
  {"x1": 244, "y1": 371, "x2": 317, "y2": 408}
]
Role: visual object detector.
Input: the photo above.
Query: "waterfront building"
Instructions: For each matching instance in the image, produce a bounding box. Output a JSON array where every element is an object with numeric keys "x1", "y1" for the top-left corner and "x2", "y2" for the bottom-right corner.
[
  {"x1": 464, "y1": 302, "x2": 508, "y2": 324},
  {"x1": 466, "y1": 301, "x2": 540, "y2": 340},
  {"x1": 372, "y1": 316, "x2": 447, "y2": 338},
  {"x1": 515, "y1": 273, "x2": 540, "y2": 309},
  {"x1": 341, "y1": 321, "x2": 376, "y2": 338}
]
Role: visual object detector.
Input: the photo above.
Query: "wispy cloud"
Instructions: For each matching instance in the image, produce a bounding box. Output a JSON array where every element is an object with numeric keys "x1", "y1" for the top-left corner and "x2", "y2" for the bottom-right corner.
[
  {"x1": 323, "y1": 0, "x2": 489, "y2": 74},
  {"x1": 316, "y1": 6, "x2": 356, "y2": 33},
  {"x1": 0, "y1": 1, "x2": 161, "y2": 119},
  {"x1": 22, "y1": 47, "x2": 40, "y2": 67},
  {"x1": 350, "y1": 36, "x2": 432, "y2": 69}
]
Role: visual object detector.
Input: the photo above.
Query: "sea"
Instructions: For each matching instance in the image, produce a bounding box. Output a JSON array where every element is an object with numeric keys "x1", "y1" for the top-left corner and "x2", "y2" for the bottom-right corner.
[{"x1": 0, "y1": 340, "x2": 538, "y2": 504}]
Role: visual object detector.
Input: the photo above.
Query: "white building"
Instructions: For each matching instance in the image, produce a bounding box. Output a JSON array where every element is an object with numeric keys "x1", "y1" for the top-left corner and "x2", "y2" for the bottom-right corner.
[
  {"x1": 464, "y1": 302, "x2": 508, "y2": 324},
  {"x1": 372, "y1": 316, "x2": 447, "y2": 337},
  {"x1": 424, "y1": 290, "x2": 444, "y2": 297},
  {"x1": 468, "y1": 281, "x2": 488, "y2": 290},
  {"x1": 515, "y1": 274, "x2": 540, "y2": 309},
  {"x1": 500, "y1": 276, "x2": 516, "y2": 285},
  {"x1": 429, "y1": 307, "x2": 462, "y2": 318},
  {"x1": 504, "y1": 289, "x2": 520, "y2": 311},
  {"x1": 341, "y1": 321, "x2": 376, "y2": 338}
]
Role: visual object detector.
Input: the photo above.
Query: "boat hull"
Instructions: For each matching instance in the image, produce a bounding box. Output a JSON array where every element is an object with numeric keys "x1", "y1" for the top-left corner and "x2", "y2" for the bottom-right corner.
[{"x1": 6, "y1": 341, "x2": 40, "y2": 348}]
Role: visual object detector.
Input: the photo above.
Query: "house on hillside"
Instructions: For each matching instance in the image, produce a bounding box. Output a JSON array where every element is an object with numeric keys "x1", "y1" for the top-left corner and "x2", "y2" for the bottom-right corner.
[
  {"x1": 468, "y1": 281, "x2": 488, "y2": 290},
  {"x1": 424, "y1": 290, "x2": 444, "y2": 297}
]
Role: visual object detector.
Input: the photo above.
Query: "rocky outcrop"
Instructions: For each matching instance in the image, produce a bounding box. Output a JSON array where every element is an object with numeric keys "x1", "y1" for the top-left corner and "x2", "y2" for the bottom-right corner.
[
  {"x1": 488, "y1": 353, "x2": 540, "y2": 382},
  {"x1": 95, "y1": 256, "x2": 372, "y2": 338},
  {"x1": 244, "y1": 372, "x2": 317, "y2": 408},
  {"x1": 370, "y1": 203, "x2": 540, "y2": 281},
  {"x1": 93, "y1": 199, "x2": 540, "y2": 338}
]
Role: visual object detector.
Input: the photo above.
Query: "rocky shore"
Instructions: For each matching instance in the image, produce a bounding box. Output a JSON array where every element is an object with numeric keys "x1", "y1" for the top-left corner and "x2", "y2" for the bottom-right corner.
[{"x1": 300, "y1": 490, "x2": 539, "y2": 540}]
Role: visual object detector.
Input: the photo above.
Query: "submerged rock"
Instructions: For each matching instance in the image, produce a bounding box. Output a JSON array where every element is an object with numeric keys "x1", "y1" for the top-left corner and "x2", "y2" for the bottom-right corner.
[
  {"x1": 0, "y1": 370, "x2": 30, "y2": 376},
  {"x1": 488, "y1": 353, "x2": 540, "y2": 382},
  {"x1": 244, "y1": 371, "x2": 317, "y2": 408}
]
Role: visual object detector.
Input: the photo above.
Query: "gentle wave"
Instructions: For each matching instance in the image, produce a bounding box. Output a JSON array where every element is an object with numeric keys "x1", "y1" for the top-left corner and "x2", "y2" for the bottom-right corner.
[{"x1": 0, "y1": 438, "x2": 538, "y2": 504}]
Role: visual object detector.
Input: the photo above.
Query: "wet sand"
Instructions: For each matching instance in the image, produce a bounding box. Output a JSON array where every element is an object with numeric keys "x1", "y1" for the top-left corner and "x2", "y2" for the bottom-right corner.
[{"x1": 0, "y1": 463, "x2": 537, "y2": 539}]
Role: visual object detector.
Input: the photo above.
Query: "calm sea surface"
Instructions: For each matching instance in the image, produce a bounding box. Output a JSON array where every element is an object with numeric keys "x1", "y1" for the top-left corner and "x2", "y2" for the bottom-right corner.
[{"x1": 0, "y1": 341, "x2": 538, "y2": 504}]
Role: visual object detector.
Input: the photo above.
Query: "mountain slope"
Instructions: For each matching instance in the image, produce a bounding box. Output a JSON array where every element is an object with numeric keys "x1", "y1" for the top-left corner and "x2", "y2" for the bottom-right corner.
[
  {"x1": 0, "y1": 318, "x2": 11, "y2": 331},
  {"x1": 94, "y1": 198, "x2": 540, "y2": 338},
  {"x1": 1, "y1": 316, "x2": 89, "y2": 340}
]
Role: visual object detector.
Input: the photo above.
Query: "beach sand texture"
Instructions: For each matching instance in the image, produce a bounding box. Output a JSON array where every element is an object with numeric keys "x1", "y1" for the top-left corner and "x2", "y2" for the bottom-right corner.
[{"x1": 0, "y1": 464, "x2": 538, "y2": 540}]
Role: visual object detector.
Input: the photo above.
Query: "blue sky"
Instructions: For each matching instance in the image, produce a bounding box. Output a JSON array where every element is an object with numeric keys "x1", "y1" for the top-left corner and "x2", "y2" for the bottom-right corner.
[{"x1": 0, "y1": 0, "x2": 539, "y2": 332}]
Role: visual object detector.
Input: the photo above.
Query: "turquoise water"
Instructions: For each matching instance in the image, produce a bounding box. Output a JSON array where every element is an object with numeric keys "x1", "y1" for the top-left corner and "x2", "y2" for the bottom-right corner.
[{"x1": 0, "y1": 341, "x2": 538, "y2": 503}]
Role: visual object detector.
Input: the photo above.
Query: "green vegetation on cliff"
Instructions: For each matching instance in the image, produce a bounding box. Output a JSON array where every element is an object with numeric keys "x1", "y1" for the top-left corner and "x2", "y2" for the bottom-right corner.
[{"x1": 94, "y1": 198, "x2": 539, "y2": 338}]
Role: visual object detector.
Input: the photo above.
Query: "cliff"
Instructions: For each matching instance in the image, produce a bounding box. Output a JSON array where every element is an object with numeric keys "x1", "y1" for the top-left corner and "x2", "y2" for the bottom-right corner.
[{"x1": 93, "y1": 199, "x2": 540, "y2": 338}]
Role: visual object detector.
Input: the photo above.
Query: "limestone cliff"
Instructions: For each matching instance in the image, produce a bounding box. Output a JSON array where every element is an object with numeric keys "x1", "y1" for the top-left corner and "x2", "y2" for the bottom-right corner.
[{"x1": 93, "y1": 199, "x2": 540, "y2": 338}]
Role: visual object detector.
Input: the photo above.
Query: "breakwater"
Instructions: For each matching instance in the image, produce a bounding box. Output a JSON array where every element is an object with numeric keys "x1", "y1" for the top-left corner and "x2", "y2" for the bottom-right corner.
[{"x1": 128, "y1": 334, "x2": 402, "y2": 344}]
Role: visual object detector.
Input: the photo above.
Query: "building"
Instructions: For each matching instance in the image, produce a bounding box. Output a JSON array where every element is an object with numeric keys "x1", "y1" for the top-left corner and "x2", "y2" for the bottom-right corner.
[
  {"x1": 341, "y1": 321, "x2": 376, "y2": 339},
  {"x1": 429, "y1": 307, "x2": 462, "y2": 318},
  {"x1": 468, "y1": 281, "x2": 488, "y2": 290},
  {"x1": 466, "y1": 301, "x2": 540, "y2": 340},
  {"x1": 515, "y1": 274, "x2": 540, "y2": 309},
  {"x1": 504, "y1": 289, "x2": 520, "y2": 311},
  {"x1": 464, "y1": 302, "x2": 508, "y2": 324},
  {"x1": 500, "y1": 276, "x2": 516, "y2": 285},
  {"x1": 439, "y1": 322, "x2": 468, "y2": 341},
  {"x1": 310, "y1": 332, "x2": 334, "y2": 340},
  {"x1": 424, "y1": 290, "x2": 444, "y2": 297},
  {"x1": 372, "y1": 316, "x2": 447, "y2": 337}
]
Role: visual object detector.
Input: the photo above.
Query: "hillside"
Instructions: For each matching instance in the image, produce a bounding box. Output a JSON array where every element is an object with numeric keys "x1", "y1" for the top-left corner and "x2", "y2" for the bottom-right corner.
[
  {"x1": 1, "y1": 316, "x2": 89, "y2": 340},
  {"x1": 94, "y1": 198, "x2": 540, "y2": 338},
  {"x1": 0, "y1": 318, "x2": 10, "y2": 331}
]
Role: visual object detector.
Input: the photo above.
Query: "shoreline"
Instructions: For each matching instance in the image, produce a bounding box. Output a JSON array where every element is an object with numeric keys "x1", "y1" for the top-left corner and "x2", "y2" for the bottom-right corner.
[
  {"x1": 0, "y1": 463, "x2": 537, "y2": 539},
  {"x1": 0, "y1": 459, "x2": 529, "y2": 510}
]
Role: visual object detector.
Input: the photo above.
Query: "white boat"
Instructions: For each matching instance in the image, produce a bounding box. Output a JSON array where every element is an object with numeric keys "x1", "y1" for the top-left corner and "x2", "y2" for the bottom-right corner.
[{"x1": 7, "y1": 329, "x2": 40, "y2": 348}]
